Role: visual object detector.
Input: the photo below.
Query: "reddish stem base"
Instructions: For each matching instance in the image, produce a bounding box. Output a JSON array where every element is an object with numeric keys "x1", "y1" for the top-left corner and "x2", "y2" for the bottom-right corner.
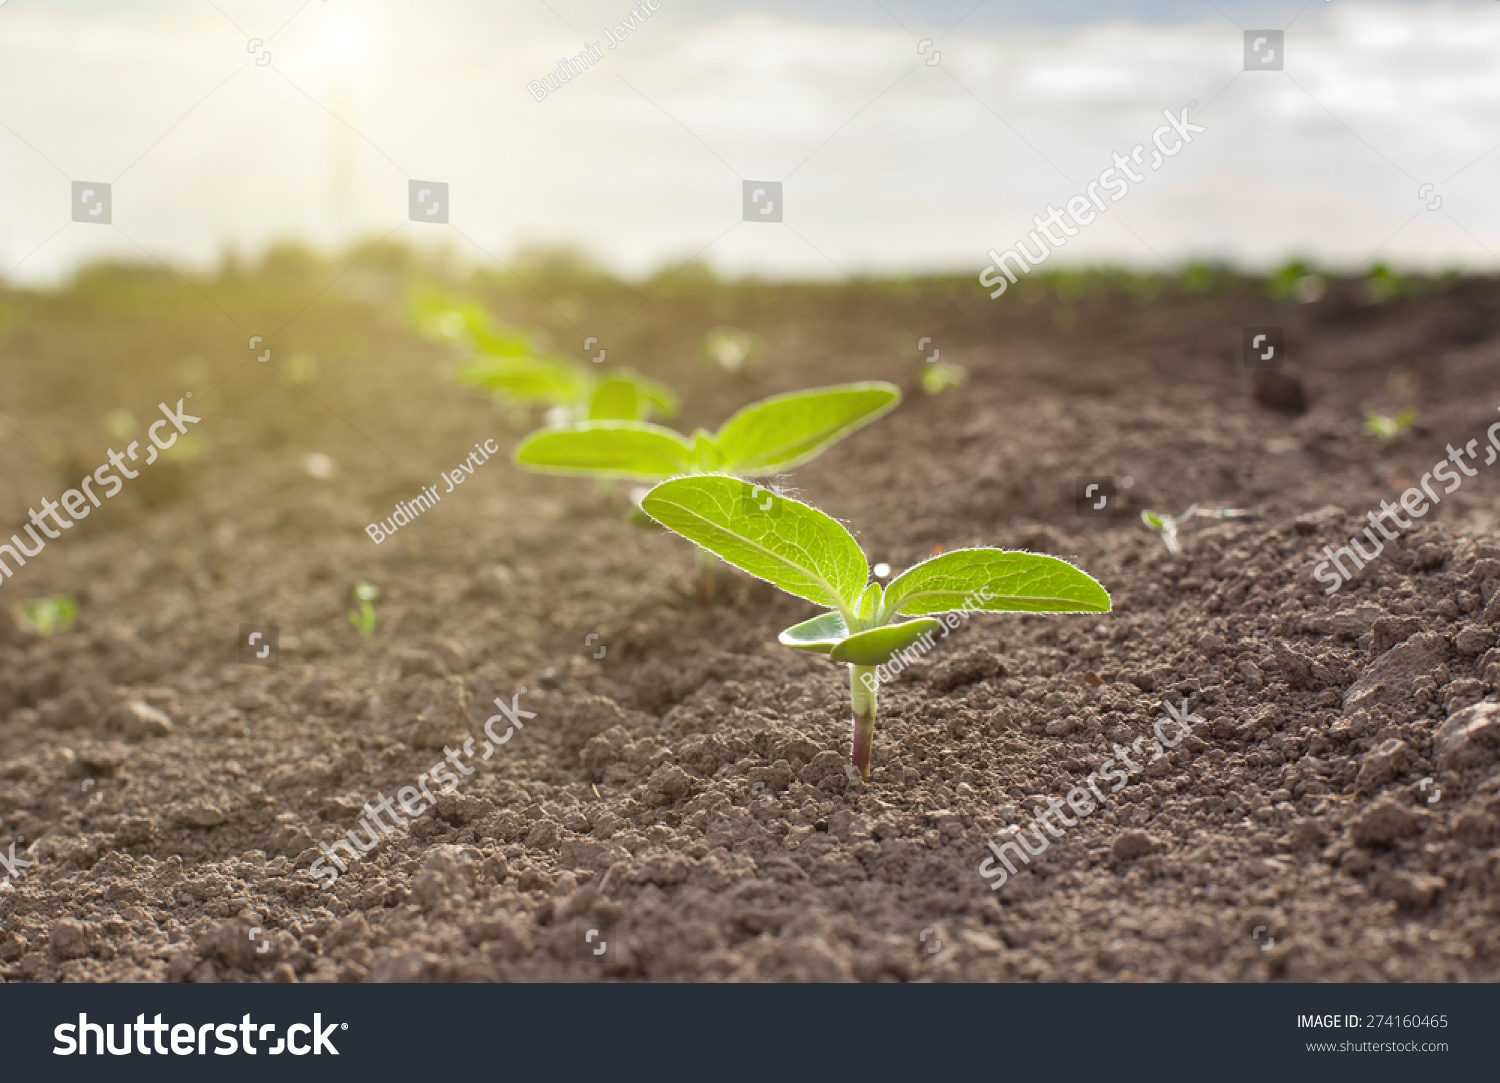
[{"x1": 851, "y1": 715, "x2": 874, "y2": 781}]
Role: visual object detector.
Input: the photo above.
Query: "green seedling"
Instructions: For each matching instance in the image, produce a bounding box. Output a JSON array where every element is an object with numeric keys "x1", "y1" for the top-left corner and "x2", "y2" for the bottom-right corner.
[
  {"x1": 1363, "y1": 408, "x2": 1416, "y2": 442},
  {"x1": 1266, "y1": 259, "x2": 1316, "y2": 302},
  {"x1": 160, "y1": 432, "x2": 206, "y2": 463},
  {"x1": 1141, "y1": 504, "x2": 1262, "y2": 556},
  {"x1": 102, "y1": 409, "x2": 205, "y2": 462},
  {"x1": 919, "y1": 361, "x2": 966, "y2": 396},
  {"x1": 1364, "y1": 263, "x2": 1405, "y2": 305},
  {"x1": 1178, "y1": 261, "x2": 1233, "y2": 297},
  {"x1": 642, "y1": 476, "x2": 1110, "y2": 779},
  {"x1": 19, "y1": 594, "x2": 78, "y2": 636},
  {"x1": 455, "y1": 354, "x2": 678, "y2": 425},
  {"x1": 411, "y1": 290, "x2": 525, "y2": 354},
  {"x1": 702, "y1": 328, "x2": 758, "y2": 373},
  {"x1": 348, "y1": 581, "x2": 380, "y2": 637},
  {"x1": 515, "y1": 382, "x2": 899, "y2": 482},
  {"x1": 413, "y1": 289, "x2": 678, "y2": 423},
  {"x1": 516, "y1": 382, "x2": 900, "y2": 603},
  {"x1": 103, "y1": 409, "x2": 136, "y2": 442}
]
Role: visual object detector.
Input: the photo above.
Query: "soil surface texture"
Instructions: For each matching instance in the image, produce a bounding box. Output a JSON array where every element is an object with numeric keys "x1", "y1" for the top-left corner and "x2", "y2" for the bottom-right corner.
[{"x1": 3, "y1": 268, "x2": 1500, "y2": 982}]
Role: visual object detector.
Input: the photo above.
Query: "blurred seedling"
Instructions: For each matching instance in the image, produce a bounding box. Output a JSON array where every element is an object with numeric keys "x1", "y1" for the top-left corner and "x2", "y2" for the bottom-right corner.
[
  {"x1": 19, "y1": 594, "x2": 78, "y2": 636},
  {"x1": 516, "y1": 383, "x2": 901, "y2": 605},
  {"x1": 103, "y1": 409, "x2": 205, "y2": 462},
  {"x1": 1141, "y1": 504, "x2": 1263, "y2": 556},
  {"x1": 412, "y1": 288, "x2": 677, "y2": 423},
  {"x1": 348, "y1": 582, "x2": 380, "y2": 637},
  {"x1": 1364, "y1": 264, "x2": 1405, "y2": 305},
  {"x1": 702, "y1": 328, "x2": 758, "y2": 373},
  {"x1": 1177, "y1": 261, "x2": 1234, "y2": 297},
  {"x1": 919, "y1": 361, "x2": 966, "y2": 396},
  {"x1": 643, "y1": 476, "x2": 1109, "y2": 779},
  {"x1": 1363, "y1": 408, "x2": 1416, "y2": 443},
  {"x1": 1266, "y1": 259, "x2": 1322, "y2": 303},
  {"x1": 160, "y1": 432, "x2": 206, "y2": 463},
  {"x1": 103, "y1": 409, "x2": 136, "y2": 442}
]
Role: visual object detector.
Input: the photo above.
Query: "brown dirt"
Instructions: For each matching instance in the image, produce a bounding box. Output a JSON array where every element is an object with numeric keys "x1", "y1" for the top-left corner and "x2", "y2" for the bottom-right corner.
[{"x1": 2, "y1": 265, "x2": 1500, "y2": 982}]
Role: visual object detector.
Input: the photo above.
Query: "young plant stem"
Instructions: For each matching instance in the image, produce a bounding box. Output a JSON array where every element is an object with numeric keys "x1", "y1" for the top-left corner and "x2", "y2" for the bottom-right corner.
[
  {"x1": 695, "y1": 547, "x2": 718, "y2": 608},
  {"x1": 849, "y1": 664, "x2": 877, "y2": 781}
]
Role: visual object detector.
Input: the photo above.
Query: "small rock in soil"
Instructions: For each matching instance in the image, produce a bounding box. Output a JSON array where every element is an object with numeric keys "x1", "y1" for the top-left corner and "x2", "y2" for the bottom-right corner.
[
  {"x1": 1251, "y1": 369, "x2": 1308, "y2": 414},
  {"x1": 1349, "y1": 796, "x2": 1421, "y2": 847},
  {"x1": 1111, "y1": 830, "x2": 1158, "y2": 860},
  {"x1": 50, "y1": 919, "x2": 92, "y2": 961},
  {"x1": 1376, "y1": 871, "x2": 1445, "y2": 911},
  {"x1": 39, "y1": 688, "x2": 97, "y2": 730},
  {"x1": 109, "y1": 700, "x2": 174, "y2": 739},
  {"x1": 1434, "y1": 701, "x2": 1500, "y2": 771},
  {"x1": 1355, "y1": 739, "x2": 1409, "y2": 793}
]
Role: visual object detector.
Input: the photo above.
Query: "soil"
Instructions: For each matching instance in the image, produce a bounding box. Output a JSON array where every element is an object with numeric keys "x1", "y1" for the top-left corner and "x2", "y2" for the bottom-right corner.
[{"x1": 2, "y1": 263, "x2": 1500, "y2": 983}]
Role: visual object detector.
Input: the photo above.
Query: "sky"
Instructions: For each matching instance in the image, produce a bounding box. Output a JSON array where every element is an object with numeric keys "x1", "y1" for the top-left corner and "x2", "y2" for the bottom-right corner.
[{"x1": 1, "y1": 0, "x2": 1498, "y2": 285}]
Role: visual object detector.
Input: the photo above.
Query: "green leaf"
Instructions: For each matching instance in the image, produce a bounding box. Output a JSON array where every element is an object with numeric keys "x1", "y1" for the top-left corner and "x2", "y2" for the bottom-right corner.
[
  {"x1": 829, "y1": 618, "x2": 942, "y2": 666},
  {"x1": 411, "y1": 291, "x2": 496, "y2": 345},
  {"x1": 19, "y1": 594, "x2": 78, "y2": 636},
  {"x1": 713, "y1": 382, "x2": 901, "y2": 475},
  {"x1": 856, "y1": 581, "x2": 883, "y2": 626},
  {"x1": 515, "y1": 422, "x2": 698, "y2": 480},
  {"x1": 641, "y1": 476, "x2": 869, "y2": 614},
  {"x1": 1364, "y1": 408, "x2": 1416, "y2": 440},
  {"x1": 885, "y1": 548, "x2": 1111, "y2": 616},
  {"x1": 586, "y1": 370, "x2": 680, "y2": 421},
  {"x1": 621, "y1": 369, "x2": 680, "y2": 419},
  {"x1": 690, "y1": 430, "x2": 721, "y2": 471},
  {"x1": 452, "y1": 355, "x2": 584, "y2": 405},
  {"x1": 778, "y1": 610, "x2": 848, "y2": 655},
  {"x1": 920, "y1": 362, "x2": 966, "y2": 396},
  {"x1": 702, "y1": 327, "x2": 757, "y2": 372},
  {"x1": 587, "y1": 376, "x2": 645, "y2": 420},
  {"x1": 471, "y1": 328, "x2": 531, "y2": 358}
]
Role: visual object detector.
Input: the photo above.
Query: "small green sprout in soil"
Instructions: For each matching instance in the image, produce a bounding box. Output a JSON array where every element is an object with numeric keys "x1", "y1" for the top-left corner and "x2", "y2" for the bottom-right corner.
[
  {"x1": 516, "y1": 382, "x2": 900, "y2": 603},
  {"x1": 1364, "y1": 263, "x2": 1406, "y2": 304},
  {"x1": 642, "y1": 476, "x2": 1110, "y2": 779},
  {"x1": 1363, "y1": 408, "x2": 1416, "y2": 442},
  {"x1": 919, "y1": 361, "x2": 966, "y2": 396},
  {"x1": 103, "y1": 409, "x2": 136, "y2": 442},
  {"x1": 19, "y1": 594, "x2": 78, "y2": 636},
  {"x1": 412, "y1": 288, "x2": 678, "y2": 423},
  {"x1": 1265, "y1": 259, "x2": 1320, "y2": 303},
  {"x1": 1177, "y1": 261, "x2": 1234, "y2": 297},
  {"x1": 702, "y1": 327, "x2": 758, "y2": 373},
  {"x1": 348, "y1": 581, "x2": 380, "y2": 637},
  {"x1": 1141, "y1": 504, "x2": 1263, "y2": 556},
  {"x1": 456, "y1": 353, "x2": 677, "y2": 426},
  {"x1": 160, "y1": 432, "x2": 206, "y2": 463}
]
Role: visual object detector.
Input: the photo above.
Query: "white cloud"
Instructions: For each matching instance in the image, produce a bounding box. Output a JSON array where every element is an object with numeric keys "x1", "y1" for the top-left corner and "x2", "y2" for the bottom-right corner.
[{"x1": 0, "y1": 0, "x2": 1496, "y2": 285}]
